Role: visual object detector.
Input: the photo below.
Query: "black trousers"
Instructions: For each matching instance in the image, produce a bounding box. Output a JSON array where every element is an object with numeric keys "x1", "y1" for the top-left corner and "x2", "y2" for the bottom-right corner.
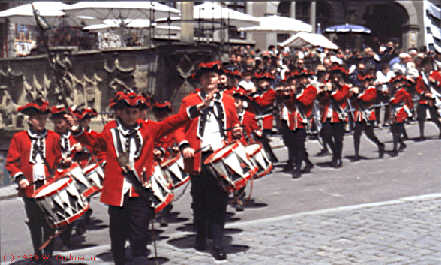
[
  {"x1": 417, "y1": 104, "x2": 441, "y2": 137},
  {"x1": 108, "y1": 195, "x2": 153, "y2": 265},
  {"x1": 23, "y1": 197, "x2": 54, "y2": 257},
  {"x1": 280, "y1": 120, "x2": 294, "y2": 166},
  {"x1": 391, "y1": 123, "x2": 405, "y2": 151},
  {"x1": 353, "y1": 121, "x2": 382, "y2": 156},
  {"x1": 286, "y1": 128, "x2": 307, "y2": 173},
  {"x1": 191, "y1": 152, "x2": 228, "y2": 250},
  {"x1": 322, "y1": 122, "x2": 345, "y2": 161}
]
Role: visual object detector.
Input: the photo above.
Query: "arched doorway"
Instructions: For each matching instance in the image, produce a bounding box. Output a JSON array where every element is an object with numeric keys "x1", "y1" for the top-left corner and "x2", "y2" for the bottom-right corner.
[{"x1": 363, "y1": 3, "x2": 409, "y2": 47}]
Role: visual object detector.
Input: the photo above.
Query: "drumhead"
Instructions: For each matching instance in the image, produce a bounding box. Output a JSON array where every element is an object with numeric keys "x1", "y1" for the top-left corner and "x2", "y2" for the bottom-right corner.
[
  {"x1": 34, "y1": 177, "x2": 72, "y2": 198},
  {"x1": 245, "y1": 144, "x2": 262, "y2": 157},
  {"x1": 204, "y1": 142, "x2": 238, "y2": 164}
]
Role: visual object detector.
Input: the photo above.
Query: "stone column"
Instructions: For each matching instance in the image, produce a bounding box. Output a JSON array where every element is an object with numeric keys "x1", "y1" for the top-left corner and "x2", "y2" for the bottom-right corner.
[
  {"x1": 180, "y1": 2, "x2": 194, "y2": 43},
  {"x1": 310, "y1": 1, "x2": 316, "y2": 33},
  {"x1": 290, "y1": 1, "x2": 296, "y2": 19}
]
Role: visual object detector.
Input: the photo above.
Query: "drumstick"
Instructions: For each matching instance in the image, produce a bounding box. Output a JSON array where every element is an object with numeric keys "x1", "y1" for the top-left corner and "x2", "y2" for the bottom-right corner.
[{"x1": 39, "y1": 229, "x2": 64, "y2": 251}]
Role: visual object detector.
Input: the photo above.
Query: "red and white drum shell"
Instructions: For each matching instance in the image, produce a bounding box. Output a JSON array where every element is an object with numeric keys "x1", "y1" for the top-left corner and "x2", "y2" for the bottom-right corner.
[
  {"x1": 161, "y1": 154, "x2": 191, "y2": 189},
  {"x1": 58, "y1": 163, "x2": 98, "y2": 199},
  {"x1": 148, "y1": 164, "x2": 174, "y2": 213},
  {"x1": 244, "y1": 144, "x2": 273, "y2": 178},
  {"x1": 33, "y1": 177, "x2": 89, "y2": 228},
  {"x1": 204, "y1": 141, "x2": 258, "y2": 193},
  {"x1": 82, "y1": 163, "x2": 105, "y2": 197}
]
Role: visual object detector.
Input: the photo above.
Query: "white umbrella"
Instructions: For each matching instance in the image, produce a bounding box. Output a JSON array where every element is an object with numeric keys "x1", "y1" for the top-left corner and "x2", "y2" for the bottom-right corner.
[
  {"x1": 280, "y1": 32, "x2": 338, "y2": 50},
  {"x1": 238, "y1": 15, "x2": 312, "y2": 33},
  {"x1": 155, "y1": 2, "x2": 259, "y2": 29},
  {"x1": 0, "y1": 2, "x2": 98, "y2": 27},
  {"x1": 84, "y1": 19, "x2": 180, "y2": 34},
  {"x1": 63, "y1": 1, "x2": 180, "y2": 21},
  {"x1": 194, "y1": 2, "x2": 259, "y2": 28}
]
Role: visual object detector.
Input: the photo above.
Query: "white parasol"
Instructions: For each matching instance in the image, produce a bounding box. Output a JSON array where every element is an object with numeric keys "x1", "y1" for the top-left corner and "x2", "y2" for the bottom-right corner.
[
  {"x1": 62, "y1": 1, "x2": 180, "y2": 21},
  {"x1": 280, "y1": 32, "x2": 338, "y2": 50},
  {"x1": 0, "y1": 2, "x2": 98, "y2": 27},
  {"x1": 238, "y1": 15, "x2": 312, "y2": 33}
]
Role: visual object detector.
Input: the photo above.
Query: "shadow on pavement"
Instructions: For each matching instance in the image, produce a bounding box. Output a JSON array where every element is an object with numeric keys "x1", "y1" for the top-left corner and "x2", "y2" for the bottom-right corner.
[
  {"x1": 86, "y1": 217, "x2": 108, "y2": 230},
  {"x1": 160, "y1": 211, "x2": 189, "y2": 224},
  {"x1": 167, "y1": 234, "x2": 249, "y2": 254},
  {"x1": 244, "y1": 198, "x2": 268, "y2": 209},
  {"x1": 146, "y1": 228, "x2": 169, "y2": 243},
  {"x1": 175, "y1": 222, "x2": 194, "y2": 232}
]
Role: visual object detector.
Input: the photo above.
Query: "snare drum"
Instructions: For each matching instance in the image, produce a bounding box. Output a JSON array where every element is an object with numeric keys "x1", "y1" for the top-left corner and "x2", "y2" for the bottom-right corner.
[
  {"x1": 59, "y1": 163, "x2": 98, "y2": 198},
  {"x1": 33, "y1": 177, "x2": 89, "y2": 228},
  {"x1": 161, "y1": 154, "x2": 191, "y2": 189},
  {"x1": 82, "y1": 163, "x2": 105, "y2": 197},
  {"x1": 244, "y1": 144, "x2": 273, "y2": 178},
  {"x1": 204, "y1": 142, "x2": 258, "y2": 193},
  {"x1": 148, "y1": 164, "x2": 174, "y2": 213}
]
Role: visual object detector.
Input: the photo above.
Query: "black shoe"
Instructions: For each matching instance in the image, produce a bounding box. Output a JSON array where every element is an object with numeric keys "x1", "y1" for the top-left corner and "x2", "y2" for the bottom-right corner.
[
  {"x1": 212, "y1": 248, "x2": 227, "y2": 261},
  {"x1": 336, "y1": 159, "x2": 343, "y2": 168},
  {"x1": 302, "y1": 162, "x2": 314, "y2": 173},
  {"x1": 391, "y1": 150, "x2": 398, "y2": 157},
  {"x1": 195, "y1": 239, "x2": 207, "y2": 251},
  {"x1": 398, "y1": 143, "x2": 407, "y2": 152},
  {"x1": 292, "y1": 170, "x2": 301, "y2": 179},
  {"x1": 416, "y1": 136, "x2": 426, "y2": 142},
  {"x1": 315, "y1": 149, "x2": 330, "y2": 157},
  {"x1": 378, "y1": 143, "x2": 385, "y2": 159},
  {"x1": 353, "y1": 155, "x2": 360, "y2": 161}
]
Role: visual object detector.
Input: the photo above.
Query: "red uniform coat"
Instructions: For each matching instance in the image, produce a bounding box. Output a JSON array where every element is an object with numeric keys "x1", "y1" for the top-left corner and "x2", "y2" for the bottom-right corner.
[
  {"x1": 282, "y1": 85, "x2": 317, "y2": 131},
  {"x1": 74, "y1": 109, "x2": 192, "y2": 207},
  {"x1": 416, "y1": 70, "x2": 441, "y2": 105},
  {"x1": 318, "y1": 84, "x2": 350, "y2": 123},
  {"x1": 239, "y1": 109, "x2": 260, "y2": 145},
  {"x1": 6, "y1": 130, "x2": 61, "y2": 197},
  {"x1": 176, "y1": 91, "x2": 239, "y2": 174},
  {"x1": 155, "y1": 131, "x2": 178, "y2": 160},
  {"x1": 390, "y1": 88, "x2": 414, "y2": 123},
  {"x1": 353, "y1": 86, "x2": 377, "y2": 122},
  {"x1": 251, "y1": 89, "x2": 276, "y2": 130}
]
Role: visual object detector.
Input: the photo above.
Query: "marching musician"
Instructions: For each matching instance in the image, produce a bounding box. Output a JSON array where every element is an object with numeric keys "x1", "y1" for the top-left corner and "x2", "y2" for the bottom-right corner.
[
  {"x1": 151, "y1": 100, "x2": 177, "y2": 227},
  {"x1": 176, "y1": 61, "x2": 241, "y2": 261},
  {"x1": 50, "y1": 104, "x2": 82, "y2": 250},
  {"x1": 317, "y1": 66, "x2": 350, "y2": 168},
  {"x1": 389, "y1": 76, "x2": 414, "y2": 157},
  {"x1": 249, "y1": 72, "x2": 279, "y2": 163},
  {"x1": 313, "y1": 65, "x2": 332, "y2": 157},
  {"x1": 70, "y1": 106, "x2": 101, "y2": 236},
  {"x1": 282, "y1": 69, "x2": 317, "y2": 178},
  {"x1": 6, "y1": 98, "x2": 61, "y2": 263},
  {"x1": 68, "y1": 91, "x2": 206, "y2": 265},
  {"x1": 415, "y1": 56, "x2": 441, "y2": 140},
  {"x1": 232, "y1": 89, "x2": 259, "y2": 212},
  {"x1": 349, "y1": 74, "x2": 385, "y2": 161}
]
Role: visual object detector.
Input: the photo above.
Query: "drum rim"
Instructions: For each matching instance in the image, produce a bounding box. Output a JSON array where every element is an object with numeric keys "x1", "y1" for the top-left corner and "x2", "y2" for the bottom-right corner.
[
  {"x1": 33, "y1": 177, "x2": 73, "y2": 198},
  {"x1": 160, "y1": 154, "x2": 181, "y2": 168},
  {"x1": 83, "y1": 163, "x2": 100, "y2": 175},
  {"x1": 245, "y1": 144, "x2": 263, "y2": 157},
  {"x1": 52, "y1": 203, "x2": 90, "y2": 228},
  {"x1": 203, "y1": 142, "x2": 239, "y2": 165},
  {"x1": 154, "y1": 193, "x2": 174, "y2": 213}
]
